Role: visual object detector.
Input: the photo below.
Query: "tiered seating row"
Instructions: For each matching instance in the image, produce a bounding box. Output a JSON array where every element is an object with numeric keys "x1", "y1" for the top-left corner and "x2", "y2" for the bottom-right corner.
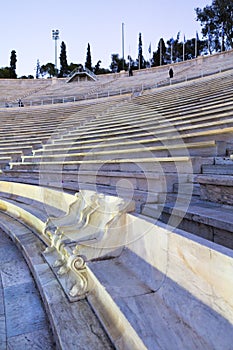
[
  {"x1": 1, "y1": 49, "x2": 232, "y2": 109},
  {"x1": 0, "y1": 72, "x2": 229, "y2": 218},
  {"x1": 0, "y1": 66, "x2": 233, "y2": 246},
  {"x1": 0, "y1": 95, "x2": 129, "y2": 168}
]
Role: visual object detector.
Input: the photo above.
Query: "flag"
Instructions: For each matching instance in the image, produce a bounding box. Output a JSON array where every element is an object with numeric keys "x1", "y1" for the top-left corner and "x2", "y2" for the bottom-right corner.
[
  {"x1": 195, "y1": 31, "x2": 198, "y2": 58},
  {"x1": 208, "y1": 26, "x2": 212, "y2": 41},
  {"x1": 222, "y1": 23, "x2": 225, "y2": 36},
  {"x1": 183, "y1": 34, "x2": 186, "y2": 43},
  {"x1": 148, "y1": 42, "x2": 151, "y2": 54},
  {"x1": 170, "y1": 38, "x2": 175, "y2": 45}
]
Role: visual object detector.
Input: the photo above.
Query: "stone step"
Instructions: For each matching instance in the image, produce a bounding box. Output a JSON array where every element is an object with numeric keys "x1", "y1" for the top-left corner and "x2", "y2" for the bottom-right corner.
[
  {"x1": 197, "y1": 174, "x2": 233, "y2": 206},
  {"x1": 173, "y1": 182, "x2": 201, "y2": 196},
  {"x1": 141, "y1": 202, "x2": 161, "y2": 219},
  {"x1": 0, "y1": 227, "x2": 55, "y2": 349},
  {"x1": 202, "y1": 164, "x2": 233, "y2": 175},
  {"x1": 8, "y1": 156, "x2": 208, "y2": 175},
  {"x1": 226, "y1": 149, "x2": 233, "y2": 156},
  {"x1": 144, "y1": 199, "x2": 233, "y2": 249},
  {"x1": 215, "y1": 157, "x2": 233, "y2": 165}
]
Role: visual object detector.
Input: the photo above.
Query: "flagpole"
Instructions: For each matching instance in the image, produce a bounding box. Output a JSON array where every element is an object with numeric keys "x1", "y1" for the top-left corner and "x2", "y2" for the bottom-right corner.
[
  {"x1": 195, "y1": 38, "x2": 197, "y2": 58},
  {"x1": 171, "y1": 43, "x2": 173, "y2": 63},
  {"x1": 160, "y1": 38, "x2": 162, "y2": 66},
  {"x1": 150, "y1": 45, "x2": 152, "y2": 68},
  {"x1": 208, "y1": 25, "x2": 211, "y2": 55},
  {"x1": 221, "y1": 22, "x2": 224, "y2": 52},
  {"x1": 128, "y1": 45, "x2": 131, "y2": 70},
  {"x1": 195, "y1": 31, "x2": 198, "y2": 58},
  {"x1": 122, "y1": 22, "x2": 125, "y2": 70},
  {"x1": 183, "y1": 35, "x2": 185, "y2": 61},
  {"x1": 148, "y1": 42, "x2": 152, "y2": 67}
]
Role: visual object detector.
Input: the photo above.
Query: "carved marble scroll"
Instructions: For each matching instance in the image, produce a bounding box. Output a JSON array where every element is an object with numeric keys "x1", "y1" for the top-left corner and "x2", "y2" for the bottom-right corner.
[{"x1": 43, "y1": 192, "x2": 134, "y2": 299}]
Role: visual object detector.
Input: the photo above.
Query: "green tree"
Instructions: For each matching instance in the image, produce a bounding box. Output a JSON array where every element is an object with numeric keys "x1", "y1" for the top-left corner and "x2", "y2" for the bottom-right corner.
[
  {"x1": 36, "y1": 59, "x2": 40, "y2": 79},
  {"x1": 40, "y1": 63, "x2": 56, "y2": 78},
  {"x1": 85, "y1": 43, "x2": 92, "y2": 71},
  {"x1": 0, "y1": 67, "x2": 11, "y2": 78},
  {"x1": 94, "y1": 60, "x2": 101, "y2": 74},
  {"x1": 68, "y1": 62, "x2": 79, "y2": 74},
  {"x1": 10, "y1": 50, "x2": 17, "y2": 78},
  {"x1": 137, "y1": 32, "x2": 145, "y2": 69},
  {"x1": 110, "y1": 53, "x2": 126, "y2": 72},
  {"x1": 196, "y1": 0, "x2": 233, "y2": 51},
  {"x1": 19, "y1": 75, "x2": 34, "y2": 79},
  {"x1": 166, "y1": 33, "x2": 184, "y2": 63},
  {"x1": 172, "y1": 33, "x2": 184, "y2": 61},
  {"x1": 183, "y1": 36, "x2": 208, "y2": 60},
  {"x1": 94, "y1": 60, "x2": 110, "y2": 74},
  {"x1": 59, "y1": 41, "x2": 68, "y2": 77},
  {"x1": 152, "y1": 38, "x2": 167, "y2": 66}
]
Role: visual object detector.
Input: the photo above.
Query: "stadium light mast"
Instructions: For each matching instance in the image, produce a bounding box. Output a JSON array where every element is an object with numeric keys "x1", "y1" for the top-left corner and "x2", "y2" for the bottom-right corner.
[
  {"x1": 122, "y1": 22, "x2": 125, "y2": 71},
  {"x1": 52, "y1": 29, "x2": 59, "y2": 76},
  {"x1": 170, "y1": 38, "x2": 174, "y2": 63},
  {"x1": 160, "y1": 38, "x2": 162, "y2": 66}
]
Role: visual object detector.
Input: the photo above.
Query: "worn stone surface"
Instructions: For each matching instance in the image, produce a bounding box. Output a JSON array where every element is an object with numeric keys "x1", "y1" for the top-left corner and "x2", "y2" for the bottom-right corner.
[
  {"x1": 0, "y1": 217, "x2": 115, "y2": 350},
  {"x1": 1, "y1": 259, "x2": 32, "y2": 288},
  {"x1": 0, "y1": 228, "x2": 55, "y2": 349},
  {"x1": 6, "y1": 329, "x2": 55, "y2": 350},
  {"x1": 200, "y1": 183, "x2": 233, "y2": 205},
  {"x1": 89, "y1": 247, "x2": 233, "y2": 350},
  {"x1": 0, "y1": 314, "x2": 6, "y2": 349},
  {"x1": 0, "y1": 244, "x2": 22, "y2": 266},
  {"x1": 33, "y1": 264, "x2": 115, "y2": 349},
  {"x1": 48, "y1": 300, "x2": 114, "y2": 350}
]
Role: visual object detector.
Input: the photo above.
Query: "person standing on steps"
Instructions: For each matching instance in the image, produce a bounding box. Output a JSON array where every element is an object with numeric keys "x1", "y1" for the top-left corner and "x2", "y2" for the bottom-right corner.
[
  {"x1": 169, "y1": 67, "x2": 174, "y2": 79},
  {"x1": 18, "y1": 99, "x2": 24, "y2": 107}
]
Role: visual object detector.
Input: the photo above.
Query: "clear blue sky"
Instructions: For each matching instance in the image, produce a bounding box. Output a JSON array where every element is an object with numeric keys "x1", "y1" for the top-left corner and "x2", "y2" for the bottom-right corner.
[{"x1": 0, "y1": 0, "x2": 209, "y2": 77}]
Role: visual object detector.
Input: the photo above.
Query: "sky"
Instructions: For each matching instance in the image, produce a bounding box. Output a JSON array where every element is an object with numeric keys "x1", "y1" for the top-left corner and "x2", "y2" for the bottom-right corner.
[{"x1": 0, "y1": 0, "x2": 210, "y2": 77}]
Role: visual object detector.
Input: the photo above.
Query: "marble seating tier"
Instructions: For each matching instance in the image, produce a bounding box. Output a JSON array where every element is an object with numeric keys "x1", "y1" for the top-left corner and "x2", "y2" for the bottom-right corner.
[{"x1": 0, "y1": 181, "x2": 232, "y2": 349}]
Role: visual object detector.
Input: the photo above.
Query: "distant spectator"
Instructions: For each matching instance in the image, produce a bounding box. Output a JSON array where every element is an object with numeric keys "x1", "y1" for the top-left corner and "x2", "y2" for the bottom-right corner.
[
  {"x1": 169, "y1": 67, "x2": 174, "y2": 79},
  {"x1": 129, "y1": 66, "x2": 133, "y2": 77},
  {"x1": 18, "y1": 99, "x2": 24, "y2": 107}
]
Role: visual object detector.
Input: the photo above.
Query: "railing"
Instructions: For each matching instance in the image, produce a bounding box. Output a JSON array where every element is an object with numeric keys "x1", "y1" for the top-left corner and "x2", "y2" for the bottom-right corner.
[
  {"x1": 66, "y1": 67, "x2": 97, "y2": 83},
  {"x1": 1, "y1": 64, "x2": 233, "y2": 108},
  {"x1": 85, "y1": 67, "x2": 97, "y2": 80}
]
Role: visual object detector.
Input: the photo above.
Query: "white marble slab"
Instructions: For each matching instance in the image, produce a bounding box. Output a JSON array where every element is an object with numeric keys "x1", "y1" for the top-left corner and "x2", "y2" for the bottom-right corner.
[
  {"x1": 5, "y1": 282, "x2": 47, "y2": 338},
  {"x1": 7, "y1": 328, "x2": 55, "y2": 350}
]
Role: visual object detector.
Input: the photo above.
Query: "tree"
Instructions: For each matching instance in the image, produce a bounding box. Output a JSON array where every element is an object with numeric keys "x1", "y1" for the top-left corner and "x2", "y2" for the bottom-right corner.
[
  {"x1": 10, "y1": 50, "x2": 17, "y2": 78},
  {"x1": 40, "y1": 63, "x2": 56, "y2": 78},
  {"x1": 138, "y1": 32, "x2": 145, "y2": 69},
  {"x1": 85, "y1": 43, "x2": 92, "y2": 71},
  {"x1": 0, "y1": 67, "x2": 11, "y2": 78},
  {"x1": 68, "y1": 62, "x2": 79, "y2": 74},
  {"x1": 196, "y1": 0, "x2": 233, "y2": 51},
  {"x1": 166, "y1": 33, "x2": 184, "y2": 63},
  {"x1": 19, "y1": 75, "x2": 34, "y2": 79},
  {"x1": 36, "y1": 59, "x2": 40, "y2": 79},
  {"x1": 152, "y1": 38, "x2": 167, "y2": 66},
  {"x1": 59, "y1": 41, "x2": 68, "y2": 77},
  {"x1": 94, "y1": 60, "x2": 101, "y2": 74},
  {"x1": 110, "y1": 53, "x2": 126, "y2": 72}
]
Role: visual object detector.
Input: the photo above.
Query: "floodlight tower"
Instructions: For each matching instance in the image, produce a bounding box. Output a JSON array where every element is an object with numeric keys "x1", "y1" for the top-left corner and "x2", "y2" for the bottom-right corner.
[
  {"x1": 122, "y1": 23, "x2": 125, "y2": 71},
  {"x1": 52, "y1": 29, "x2": 59, "y2": 76}
]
